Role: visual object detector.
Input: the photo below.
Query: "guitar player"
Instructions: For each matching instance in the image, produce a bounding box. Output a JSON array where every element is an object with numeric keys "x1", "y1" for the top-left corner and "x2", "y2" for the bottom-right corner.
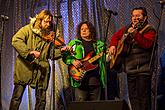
[
  {"x1": 108, "y1": 7, "x2": 156, "y2": 110},
  {"x1": 62, "y1": 21, "x2": 106, "y2": 101}
]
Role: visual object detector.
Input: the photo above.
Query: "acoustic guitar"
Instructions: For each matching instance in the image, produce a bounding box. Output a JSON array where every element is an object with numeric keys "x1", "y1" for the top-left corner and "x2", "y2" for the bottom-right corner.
[{"x1": 109, "y1": 21, "x2": 146, "y2": 69}]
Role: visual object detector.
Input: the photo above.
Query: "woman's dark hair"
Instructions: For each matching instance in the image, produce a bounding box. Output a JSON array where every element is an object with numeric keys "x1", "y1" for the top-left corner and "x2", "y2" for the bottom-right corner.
[{"x1": 76, "y1": 21, "x2": 97, "y2": 41}]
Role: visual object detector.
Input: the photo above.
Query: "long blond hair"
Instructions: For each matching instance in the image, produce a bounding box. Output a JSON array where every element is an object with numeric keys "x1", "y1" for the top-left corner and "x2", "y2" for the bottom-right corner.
[{"x1": 34, "y1": 9, "x2": 53, "y2": 29}]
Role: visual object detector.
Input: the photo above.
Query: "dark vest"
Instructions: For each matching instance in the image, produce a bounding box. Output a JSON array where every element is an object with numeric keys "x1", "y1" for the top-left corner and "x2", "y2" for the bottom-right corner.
[{"x1": 124, "y1": 24, "x2": 155, "y2": 75}]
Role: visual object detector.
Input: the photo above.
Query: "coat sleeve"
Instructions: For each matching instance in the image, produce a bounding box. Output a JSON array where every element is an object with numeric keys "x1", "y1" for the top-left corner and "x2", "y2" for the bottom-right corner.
[
  {"x1": 133, "y1": 29, "x2": 156, "y2": 49},
  {"x1": 62, "y1": 40, "x2": 77, "y2": 65},
  {"x1": 109, "y1": 27, "x2": 126, "y2": 47},
  {"x1": 12, "y1": 25, "x2": 31, "y2": 59}
]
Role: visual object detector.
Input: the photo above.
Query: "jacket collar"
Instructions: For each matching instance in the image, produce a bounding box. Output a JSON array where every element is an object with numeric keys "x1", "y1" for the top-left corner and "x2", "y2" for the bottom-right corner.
[{"x1": 29, "y1": 17, "x2": 42, "y2": 36}]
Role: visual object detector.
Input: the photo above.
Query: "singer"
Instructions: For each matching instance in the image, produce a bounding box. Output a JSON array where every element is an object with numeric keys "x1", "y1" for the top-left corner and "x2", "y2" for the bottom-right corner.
[{"x1": 108, "y1": 7, "x2": 156, "y2": 110}]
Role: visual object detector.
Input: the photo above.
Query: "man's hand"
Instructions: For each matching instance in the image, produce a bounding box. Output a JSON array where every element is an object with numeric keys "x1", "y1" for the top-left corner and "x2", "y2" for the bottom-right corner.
[
  {"x1": 30, "y1": 51, "x2": 40, "y2": 58},
  {"x1": 109, "y1": 46, "x2": 116, "y2": 55},
  {"x1": 61, "y1": 45, "x2": 72, "y2": 52},
  {"x1": 127, "y1": 27, "x2": 136, "y2": 33}
]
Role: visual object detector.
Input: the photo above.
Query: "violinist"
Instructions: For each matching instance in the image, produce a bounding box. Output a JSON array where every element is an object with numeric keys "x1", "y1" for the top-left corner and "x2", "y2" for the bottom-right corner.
[
  {"x1": 9, "y1": 9, "x2": 69, "y2": 110},
  {"x1": 108, "y1": 7, "x2": 156, "y2": 110}
]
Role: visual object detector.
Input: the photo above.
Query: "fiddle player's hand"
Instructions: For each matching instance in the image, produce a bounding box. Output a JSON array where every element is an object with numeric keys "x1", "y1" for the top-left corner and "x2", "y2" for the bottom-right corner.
[
  {"x1": 30, "y1": 51, "x2": 40, "y2": 58},
  {"x1": 109, "y1": 46, "x2": 116, "y2": 55},
  {"x1": 61, "y1": 45, "x2": 72, "y2": 52},
  {"x1": 72, "y1": 59, "x2": 82, "y2": 68}
]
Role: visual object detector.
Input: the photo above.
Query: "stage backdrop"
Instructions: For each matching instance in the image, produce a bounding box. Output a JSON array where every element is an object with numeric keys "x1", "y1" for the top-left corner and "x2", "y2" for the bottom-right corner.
[{"x1": 0, "y1": 0, "x2": 164, "y2": 110}]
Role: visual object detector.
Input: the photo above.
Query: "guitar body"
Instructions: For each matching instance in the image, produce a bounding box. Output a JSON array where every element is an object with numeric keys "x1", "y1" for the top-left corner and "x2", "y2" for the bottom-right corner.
[
  {"x1": 69, "y1": 61, "x2": 98, "y2": 81},
  {"x1": 109, "y1": 21, "x2": 147, "y2": 69},
  {"x1": 110, "y1": 39, "x2": 124, "y2": 69},
  {"x1": 69, "y1": 51, "x2": 103, "y2": 82}
]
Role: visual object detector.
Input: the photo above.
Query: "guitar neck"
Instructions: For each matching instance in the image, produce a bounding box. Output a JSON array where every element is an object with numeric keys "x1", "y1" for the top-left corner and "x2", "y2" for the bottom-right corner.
[
  {"x1": 117, "y1": 33, "x2": 128, "y2": 49},
  {"x1": 88, "y1": 52, "x2": 103, "y2": 63},
  {"x1": 118, "y1": 21, "x2": 144, "y2": 48}
]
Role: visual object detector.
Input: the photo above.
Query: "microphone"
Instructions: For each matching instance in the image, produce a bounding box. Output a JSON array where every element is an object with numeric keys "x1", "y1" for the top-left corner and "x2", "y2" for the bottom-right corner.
[
  {"x1": 156, "y1": 0, "x2": 165, "y2": 4},
  {"x1": 104, "y1": 9, "x2": 118, "y2": 16},
  {"x1": 54, "y1": 15, "x2": 62, "y2": 18},
  {"x1": 0, "y1": 14, "x2": 9, "y2": 20}
]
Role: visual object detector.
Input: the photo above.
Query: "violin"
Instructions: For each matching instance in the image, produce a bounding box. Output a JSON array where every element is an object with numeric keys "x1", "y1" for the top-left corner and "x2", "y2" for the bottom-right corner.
[
  {"x1": 43, "y1": 31, "x2": 76, "y2": 54},
  {"x1": 43, "y1": 31, "x2": 65, "y2": 47}
]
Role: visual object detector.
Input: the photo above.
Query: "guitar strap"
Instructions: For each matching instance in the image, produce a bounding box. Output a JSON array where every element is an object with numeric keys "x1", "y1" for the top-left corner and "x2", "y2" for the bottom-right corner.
[
  {"x1": 124, "y1": 23, "x2": 151, "y2": 34},
  {"x1": 130, "y1": 24, "x2": 151, "y2": 48},
  {"x1": 139, "y1": 24, "x2": 151, "y2": 34},
  {"x1": 124, "y1": 24, "x2": 151, "y2": 56}
]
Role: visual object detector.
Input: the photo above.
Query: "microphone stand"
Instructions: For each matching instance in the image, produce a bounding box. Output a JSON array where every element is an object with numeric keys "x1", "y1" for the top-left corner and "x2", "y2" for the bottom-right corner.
[
  {"x1": 103, "y1": 11, "x2": 113, "y2": 100},
  {"x1": 51, "y1": 15, "x2": 67, "y2": 110},
  {"x1": 149, "y1": 3, "x2": 164, "y2": 110},
  {"x1": 50, "y1": 15, "x2": 60, "y2": 110},
  {"x1": 0, "y1": 17, "x2": 8, "y2": 110}
]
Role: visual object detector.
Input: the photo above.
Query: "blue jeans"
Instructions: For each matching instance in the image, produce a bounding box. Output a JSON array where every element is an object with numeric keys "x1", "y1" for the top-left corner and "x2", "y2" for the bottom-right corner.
[
  {"x1": 75, "y1": 85, "x2": 100, "y2": 101},
  {"x1": 127, "y1": 75, "x2": 151, "y2": 110},
  {"x1": 9, "y1": 84, "x2": 46, "y2": 110}
]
